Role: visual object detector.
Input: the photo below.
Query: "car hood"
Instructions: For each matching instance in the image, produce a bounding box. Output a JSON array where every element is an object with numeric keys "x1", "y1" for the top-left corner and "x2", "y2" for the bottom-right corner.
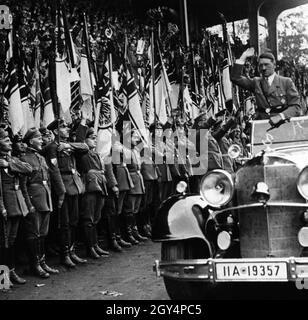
[{"x1": 245, "y1": 144, "x2": 308, "y2": 170}]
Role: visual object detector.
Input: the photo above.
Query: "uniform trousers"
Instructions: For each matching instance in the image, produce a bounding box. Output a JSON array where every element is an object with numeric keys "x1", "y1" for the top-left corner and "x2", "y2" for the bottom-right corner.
[
  {"x1": 23, "y1": 211, "x2": 50, "y2": 240},
  {"x1": 59, "y1": 194, "x2": 79, "y2": 249}
]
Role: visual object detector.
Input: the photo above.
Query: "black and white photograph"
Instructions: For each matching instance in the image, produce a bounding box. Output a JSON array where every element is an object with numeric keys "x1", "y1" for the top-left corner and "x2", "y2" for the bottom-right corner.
[{"x1": 0, "y1": 0, "x2": 308, "y2": 306}]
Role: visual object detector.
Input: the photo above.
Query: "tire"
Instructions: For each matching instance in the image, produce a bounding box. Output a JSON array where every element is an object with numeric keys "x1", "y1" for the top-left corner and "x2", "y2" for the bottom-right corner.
[{"x1": 161, "y1": 238, "x2": 216, "y2": 300}]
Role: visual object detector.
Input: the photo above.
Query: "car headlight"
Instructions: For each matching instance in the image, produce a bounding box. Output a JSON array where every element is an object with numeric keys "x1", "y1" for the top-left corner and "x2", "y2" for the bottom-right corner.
[
  {"x1": 297, "y1": 166, "x2": 308, "y2": 200},
  {"x1": 298, "y1": 227, "x2": 308, "y2": 247},
  {"x1": 200, "y1": 169, "x2": 234, "y2": 207}
]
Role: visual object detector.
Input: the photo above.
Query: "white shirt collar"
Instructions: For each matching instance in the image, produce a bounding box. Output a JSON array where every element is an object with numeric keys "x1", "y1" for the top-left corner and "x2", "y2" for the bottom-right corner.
[{"x1": 265, "y1": 72, "x2": 276, "y2": 86}]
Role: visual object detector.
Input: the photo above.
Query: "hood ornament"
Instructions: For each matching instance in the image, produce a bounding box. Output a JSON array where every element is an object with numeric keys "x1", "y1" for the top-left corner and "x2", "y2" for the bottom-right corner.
[{"x1": 262, "y1": 133, "x2": 274, "y2": 151}]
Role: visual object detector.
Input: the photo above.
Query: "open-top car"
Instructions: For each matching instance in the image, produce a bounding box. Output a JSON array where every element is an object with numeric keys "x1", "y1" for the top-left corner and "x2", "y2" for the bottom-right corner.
[{"x1": 152, "y1": 116, "x2": 308, "y2": 299}]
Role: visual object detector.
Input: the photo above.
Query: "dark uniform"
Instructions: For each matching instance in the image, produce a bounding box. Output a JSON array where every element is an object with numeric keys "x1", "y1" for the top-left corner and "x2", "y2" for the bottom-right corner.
[
  {"x1": 76, "y1": 127, "x2": 109, "y2": 259},
  {"x1": 140, "y1": 148, "x2": 160, "y2": 237},
  {"x1": 20, "y1": 128, "x2": 59, "y2": 278},
  {"x1": 0, "y1": 129, "x2": 32, "y2": 284},
  {"x1": 44, "y1": 120, "x2": 88, "y2": 267},
  {"x1": 123, "y1": 145, "x2": 146, "y2": 244},
  {"x1": 230, "y1": 61, "x2": 302, "y2": 120}
]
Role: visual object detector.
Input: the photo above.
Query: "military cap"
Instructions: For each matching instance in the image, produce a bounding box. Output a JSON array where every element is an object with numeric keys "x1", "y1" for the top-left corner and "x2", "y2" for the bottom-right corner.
[
  {"x1": 86, "y1": 127, "x2": 96, "y2": 138},
  {"x1": 149, "y1": 122, "x2": 163, "y2": 133},
  {"x1": 23, "y1": 127, "x2": 41, "y2": 144},
  {"x1": 259, "y1": 52, "x2": 275, "y2": 62},
  {"x1": 215, "y1": 109, "x2": 227, "y2": 118},
  {"x1": 163, "y1": 122, "x2": 173, "y2": 130},
  {"x1": 47, "y1": 119, "x2": 68, "y2": 131},
  {"x1": 39, "y1": 126, "x2": 52, "y2": 137},
  {"x1": 0, "y1": 128, "x2": 9, "y2": 140}
]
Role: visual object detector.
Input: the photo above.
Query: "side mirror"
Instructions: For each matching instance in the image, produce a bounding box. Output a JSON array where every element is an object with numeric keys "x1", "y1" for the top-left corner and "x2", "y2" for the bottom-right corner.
[{"x1": 228, "y1": 144, "x2": 242, "y2": 159}]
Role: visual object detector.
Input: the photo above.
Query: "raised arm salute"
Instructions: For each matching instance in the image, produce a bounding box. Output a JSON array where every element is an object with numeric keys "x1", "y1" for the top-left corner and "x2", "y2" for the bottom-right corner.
[{"x1": 230, "y1": 48, "x2": 302, "y2": 126}]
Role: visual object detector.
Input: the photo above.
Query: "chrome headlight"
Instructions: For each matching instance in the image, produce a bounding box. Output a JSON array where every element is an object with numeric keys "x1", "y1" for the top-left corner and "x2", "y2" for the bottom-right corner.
[
  {"x1": 297, "y1": 166, "x2": 308, "y2": 200},
  {"x1": 200, "y1": 169, "x2": 234, "y2": 208}
]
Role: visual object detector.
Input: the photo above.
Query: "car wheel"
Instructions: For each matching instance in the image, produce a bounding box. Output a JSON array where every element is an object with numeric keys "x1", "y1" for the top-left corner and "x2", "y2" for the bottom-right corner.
[{"x1": 161, "y1": 238, "x2": 215, "y2": 300}]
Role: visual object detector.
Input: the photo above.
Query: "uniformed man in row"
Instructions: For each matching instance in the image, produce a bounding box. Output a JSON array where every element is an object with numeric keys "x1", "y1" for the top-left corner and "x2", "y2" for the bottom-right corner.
[
  {"x1": 0, "y1": 128, "x2": 32, "y2": 285},
  {"x1": 44, "y1": 119, "x2": 89, "y2": 268},
  {"x1": 20, "y1": 128, "x2": 59, "y2": 278},
  {"x1": 76, "y1": 126, "x2": 110, "y2": 259}
]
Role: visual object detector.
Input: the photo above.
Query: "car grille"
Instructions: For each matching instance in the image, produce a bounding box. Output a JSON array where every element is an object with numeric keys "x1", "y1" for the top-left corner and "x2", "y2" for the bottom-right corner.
[{"x1": 236, "y1": 163, "x2": 303, "y2": 258}]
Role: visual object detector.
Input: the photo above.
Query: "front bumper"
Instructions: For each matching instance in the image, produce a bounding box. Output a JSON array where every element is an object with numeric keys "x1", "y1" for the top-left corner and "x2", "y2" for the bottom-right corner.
[{"x1": 154, "y1": 257, "x2": 308, "y2": 283}]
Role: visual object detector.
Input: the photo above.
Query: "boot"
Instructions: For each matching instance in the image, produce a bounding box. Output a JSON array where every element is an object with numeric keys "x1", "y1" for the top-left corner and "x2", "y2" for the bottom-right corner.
[
  {"x1": 69, "y1": 226, "x2": 87, "y2": 264},
  {"x1": 107, "y1": 215, "x2": 122, "y2": 252},
  {"x1": 109, "y1": 234, "x2": 123, "y2": 252},
  {"x1": 116, "y1": 234, "x2": 132, "y2": 248},
  {"x1": 39, "y1": 237, "x2": 59, "y2": 275},
  {"x1": 92, "y1": 227, "x2": 109, "y2": 256},
  {"x1": 132, "y1": 214, "x2": 148, "y2": 242},
  {"x1": 70, "y1": 243, "x2": 87, "y2": 264},
  {"x1": 132, "y1": 225, "x2": 148, "y2": 242},
  {"x1": 7, "y1": 245, "x2": 26, "y2": 284},
  {"x1": 86, "y1": 246, "x2": 100, "y2": 259},
  {"x1": 27, "y1": 239, "x2": 50, "y2": 279},
  {"x1": 84, "y1": 224, "x2": 100, "y2": 259},
  {"x1": 115, "y1": 215, "x2": 131, "y2": 248},
  {"x1": 141, "y1": 224, "x2": 152, "y2": 238},
  {"x1": 9, "y1": 269, "x2": 26, "y2": 285},
  {"x1": 60, "y1": 246, "x2": 76, "y2": 268},
  {"x1": 123, "y1": 214, "x2": 139, "y2": 245}
]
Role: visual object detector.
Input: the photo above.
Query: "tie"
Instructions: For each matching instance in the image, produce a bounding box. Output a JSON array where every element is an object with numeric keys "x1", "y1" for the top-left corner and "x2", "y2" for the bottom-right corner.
[{"x1": 261, "y1": 77, "x2": 269, "y2": 94}]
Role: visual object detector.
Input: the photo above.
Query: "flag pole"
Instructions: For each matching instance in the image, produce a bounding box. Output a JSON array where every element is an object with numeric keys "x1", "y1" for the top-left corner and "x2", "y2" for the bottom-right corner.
[
  {"x1": 83, "y1": 12, "x2": 97, "y2": 122},
  {"x1": 150, "y1": 27, "x2": 157, "y2": 127},
  {"x1": 183, "y1": 0, "x2": 190, "y2": 48},
  {"x1": 156, "y1": 40, "x2": 172, "y2": 117},
  {"x1": 108, "y1": 50, "x2": 116, "y2": 132}
]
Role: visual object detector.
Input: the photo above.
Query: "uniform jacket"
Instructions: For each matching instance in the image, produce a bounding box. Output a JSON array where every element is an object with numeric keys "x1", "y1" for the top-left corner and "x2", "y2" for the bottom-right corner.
[
  {"x1": 75, "y1": 129, "x2": 107, "y2": 196},
  {"x1": 230, "y1": 63, "x2": 302, "y2": 119},
  {"x1": 193, "y1": 129, "x2": 223, "y2": 175},
  {"x1": 114, "y1": 148, "x2": 134, "y2": 192},
  {"x1": 154, "y1": 141, "x2": 172, "y2": 182},
  {"x1": 43, "y1": 125, "x2": 89, "y2": 196},
  {"x1": 126, "y1": 148, "x2": 145, "y2": 195},
  {"x1": 76, "y1": 150, "x2": 108, "y2": 195},
  {"x1": 20, "y1": 148, "x2": 53, "y2": 212},
  {"x1": 0, "y1": 155, "x2": 33, "y2": 218},
  {"x1": 218, "y1": 136, "x2": 234, "y2": 174},
  {"x1": 104, "y1": 162, "x2": 118, "y2": 189}
]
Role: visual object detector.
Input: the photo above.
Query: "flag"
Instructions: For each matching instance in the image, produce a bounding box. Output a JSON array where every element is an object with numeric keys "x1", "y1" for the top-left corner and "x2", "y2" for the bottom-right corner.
[
  {"x1": 125, "y1": 63, "x2": 148, "y2": 144},
  {"x1": 42, "y1": 74, "x2": 55, "y2": 127},
  {"x1": 17, "y1": 45, "x2": 34, "y2": 132},
  {"x1": 29, "y1": 44, "x2": 43, "y2": 127},
  {"x1": 55, "y1": 0, "x2": 80, "y2": 123},
  {"x1": 184, "y1": 88, "x2": 200, "y2": 122},
  {"x1": 97, "y1": 58, "x2": 117, "y2": 128},
  {"x1": 79, "y1": 13, "x2": 96, "y2": 120},
  {"x1": 4, "y1": 60, "x2": 24, "y2": 134},
  {"x1": 143, "y1": 44, "x2": 169, "y2": 126}
]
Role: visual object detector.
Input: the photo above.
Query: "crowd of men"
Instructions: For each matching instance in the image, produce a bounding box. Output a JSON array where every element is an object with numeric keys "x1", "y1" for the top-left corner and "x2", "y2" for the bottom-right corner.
[
  {"x1": 0, "y1": 101, "x2": 249, "y2": 288},
  {"x1": 0, "y1": 0, "x2": 307, "y2": 290}
]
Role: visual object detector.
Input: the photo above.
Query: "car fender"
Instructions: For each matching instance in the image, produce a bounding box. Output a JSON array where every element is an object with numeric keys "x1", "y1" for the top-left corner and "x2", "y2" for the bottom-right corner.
[{"x1": 152, "y1": 194, "x2": 209, "y2": 243}]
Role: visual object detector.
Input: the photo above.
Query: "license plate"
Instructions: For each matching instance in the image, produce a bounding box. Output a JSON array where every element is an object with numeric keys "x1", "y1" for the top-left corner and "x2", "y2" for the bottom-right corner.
[{"x1": 216, "y1": 262, "x2": 288, "y2": 281}]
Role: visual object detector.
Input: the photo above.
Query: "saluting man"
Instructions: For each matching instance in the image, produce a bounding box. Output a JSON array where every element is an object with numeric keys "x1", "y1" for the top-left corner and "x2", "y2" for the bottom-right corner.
[
  {"x1": 20, "y1": 128, "x2": 59, "y2": 279},
  {"x1": 230, "y1": 48, "x2": 302, "y2": 125},
  {"x1": 44, "y1": 118, "x2": 89, "y2": 268},
  {"x1": 0, "y1": 128, "x2": 32, "y2": 285},
  {"x1": 76, "y1": 127, "x2": 110, "y2": 259}
]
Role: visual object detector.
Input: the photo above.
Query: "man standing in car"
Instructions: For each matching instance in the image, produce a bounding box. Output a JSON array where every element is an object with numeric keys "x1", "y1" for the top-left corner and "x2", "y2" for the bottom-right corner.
[{"x1": 230, "y1": 48, "x2": 302, "y2": 126}]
